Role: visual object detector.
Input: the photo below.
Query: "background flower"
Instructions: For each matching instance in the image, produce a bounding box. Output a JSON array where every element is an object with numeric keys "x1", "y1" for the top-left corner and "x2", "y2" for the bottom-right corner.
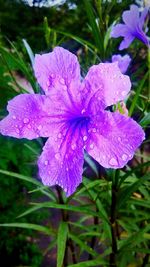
[
  {"x1": 111, "y1": 54, "x2": 131, "y2": 73},
  {"x1": 111, "y1": 5, "x2": 149, "y2": 50}
]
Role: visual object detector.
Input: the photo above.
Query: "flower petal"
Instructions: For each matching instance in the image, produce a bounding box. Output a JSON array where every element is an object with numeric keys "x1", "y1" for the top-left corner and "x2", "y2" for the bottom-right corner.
[
  {"x1": 122, "y1": 5, "x2": 139, "y2": 29},
  {"x1": 38, "y1": 130, "x2": 84, "y2": 196},
  {"x1": 34, "y1": 46, "x2": 81, "y2": 98},
  {"x1": 85, "y1": 111, "x2": 145, "y2": 169},
  {"x1": 119, "y1": 34, "x2": 134, "y2": 50},
  {"x1": 112, "y1": 54, "x2": 131, "y2": 73},
  {"x1": 111, "y1": 24, "x2": 129, "y2": 38},
  {"x1": 139, "y1": 7, "x2": 149, "y2": 28},
  {"x1": 0, "y1": 94, "x2": 62, "y2": 140},
  {"x1": 81, "y1": 62, "x2": 131, "y2": 112}
]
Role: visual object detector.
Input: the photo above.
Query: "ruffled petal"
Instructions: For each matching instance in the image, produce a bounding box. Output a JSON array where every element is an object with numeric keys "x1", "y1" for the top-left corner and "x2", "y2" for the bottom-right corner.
[
  {"x1": 34, "y1": 46, "x2": 81, "y2": 100},
  {"x1": 111, "y1": 54, "x2": 131, "y2": 73},
  {"x1": 122, "y1": 5, "x2": 139, "y2": 29},
  {"x1": 38, "y1": 127, "x2": 84, "y2": 196},
  {"x1": 139, "y1": 7, "x2": 149, "y2": 28},
  {"x1": 0, "y1": 94, "x2": 64, "y2": 140},
  {"x1": 85, "y1": 111, "x2": 145, "y2": 169},
  {"x1": 81, "y1": 62, "x2": 131, "y2": 113},
  {"x1": 119, "y1": 34, "x2": 134, "y2": 50},
  {"x1": 111, "y1": 24, "x2": 129, "y2": 38}
]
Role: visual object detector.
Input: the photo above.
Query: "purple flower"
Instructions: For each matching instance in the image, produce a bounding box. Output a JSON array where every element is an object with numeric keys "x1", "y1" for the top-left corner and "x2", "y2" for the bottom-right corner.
[
  {"x1": 0, "y1": 47, "x2": 145, "y2": 196},
  {"x1": 111, "y1": 54, "x2": 131, "y2": 73},
  {"x1": 111, "y1": 5, "x2": 149, "y2": 50}
]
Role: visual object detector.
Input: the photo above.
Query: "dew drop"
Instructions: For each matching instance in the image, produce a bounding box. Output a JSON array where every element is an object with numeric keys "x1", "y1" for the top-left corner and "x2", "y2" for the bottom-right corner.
[
  {"x1": 58, "y1": 133, "x2": 62, "y2": 139},
  {"x1": 27, "y1": 124, "x2": 31, "y2": 129},
  {"x1": 92, "y1": 128, "x2": 96, "y2": 133},
  {"x1": 122, "y1": 91, "x2": 126, "y2": 96},
  {"x1": 122, "y1": 154, "x2": 128, "y2": 161},
  {"x1": 81, "y1": 109, "x2": 86, "y2": 114},
  {"x1": 44, "y1": 160, "x2": 48, "y2": 165},
  {"x1": 66, "y1": 167, "x2": 69, "y2": 172},
  {"x1": 71, "y1": 144, "x2": 76, "y2": 150},
  {"x1": 83, "y1": 135, "x2": 87, "y2": 141},
  {"x1": 47, "y1": 80, "x2": 50, "y2": 87},
  {"x1": 37, "y1": 125, "x2": 42, "y2": 130},
  {"x1": 55, "y1": 153, "x2": 60, "y2": 160},
  {"x1": 12, "y1": 115, "x2": 16, "y2": 120},
  {"x1": 90, "y1": 143, "x2": 94, "y2": 149},
  {"x1": 109, "y1": 157, "x2": 118, "y2": 166},
  {"x1": 24, "y1": 118, "x2": 29, "y2": 124},
  {"x1": 60, "y1": 78, "x2": 65, "y2": 85}
]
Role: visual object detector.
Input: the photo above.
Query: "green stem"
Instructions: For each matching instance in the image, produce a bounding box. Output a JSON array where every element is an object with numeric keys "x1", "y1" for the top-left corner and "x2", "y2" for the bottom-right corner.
[
  {"x1": 56, "y1": 187, "x2": 77, "y2": 265},
  {"x1": 109, "y1": 172, "x2": 118, "y2": 267}
]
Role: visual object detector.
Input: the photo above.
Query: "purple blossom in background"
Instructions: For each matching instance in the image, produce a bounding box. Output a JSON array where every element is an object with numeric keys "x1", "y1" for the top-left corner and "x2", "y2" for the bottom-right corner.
[
  {"x1": 111, "y1": 5, "x2": 149, "y2": 50},
  {"x1": 111, "y1": 54, "x2": 131, "y2": 73},
  {"x1": 0, "y1": 47, "x2": 145, "y2": 196}
]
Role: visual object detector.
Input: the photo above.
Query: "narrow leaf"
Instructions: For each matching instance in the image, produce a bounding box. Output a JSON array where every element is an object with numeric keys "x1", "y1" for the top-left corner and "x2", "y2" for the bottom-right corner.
[{"x1": 57, "y1": 222, "x2": 68, "y2": 267}]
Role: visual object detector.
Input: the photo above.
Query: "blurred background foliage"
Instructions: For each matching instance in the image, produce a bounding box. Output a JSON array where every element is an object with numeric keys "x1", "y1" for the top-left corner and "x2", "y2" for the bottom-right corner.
[{"x1": 0, "y1": 0, "x2": 150, "y2": 266}]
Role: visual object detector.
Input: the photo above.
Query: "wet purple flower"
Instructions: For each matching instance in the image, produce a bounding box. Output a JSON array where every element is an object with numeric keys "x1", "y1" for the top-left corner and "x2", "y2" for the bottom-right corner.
[
  {"x1": 111, "y1": 5, "x2": 149, "y2": 50},
  {"x1": 111, "y1": 54, "x2": 131, "y2": 73},
  {"x1": 0, "y1": 47, "x2": 145, "y2": 196}
]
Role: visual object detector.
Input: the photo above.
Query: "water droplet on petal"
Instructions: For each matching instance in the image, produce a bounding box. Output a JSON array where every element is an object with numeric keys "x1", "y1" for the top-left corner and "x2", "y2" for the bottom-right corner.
[
  {"x1": 63, "y1": 85, "x2": 67, "y2": 90},
  {"x1": 109, "y1": 157, "x2": 118, "y2": 166},
  {"x1": 55, "y1": 153, "x2": 60, "y2": 160},
  {"x1": 71, "y1": 144, "x2": 76, "y2": 150},
  {"x1": 51, "y1": 73, "x2": 55, "y2": 78},
  {"x1": 37, "y1": 125, "x2": 42, "y2": 130},
  {"x1": 47, "y1": 81, "x2": 50, "y2": 86},
  {"x1": 24, "y1": 118, "x2": 29, "y2": 124},
  {"x1": 27, "y1": 124, "x2": 31, "y2": 129},
  {"x1": 81, "y1": 109, "x2": 86, "y2": 114},
  {"x1": 66, "y1": 167, "x2": 69, "y2": 172},
  {"x1": 58, "y1": 133, "x2": 62, "y2": 138},
  {"x1": 44, "y1": 160, "x2": 48, "y2": 165},
  {"x1": 12, "y1": 115, "x2": 16, "y2": 120},
  {"x1": 92, "y1": 128, "x2": 96, "y2": 133},
  {"x1": 122, "y1": 154, "x2": 128, "y2": 161},
  {"x1": 83, "y1": 135, "x2": 87, "y2": 141},
  {"x1": 60, "y1": 78, "x2": 65, "y2": 85},
  {"x1": 90, "y1": 143, "x2": 94, "y2": 149},
  {"x1": 122, "y1": 91, "x2": 126, "y2": 96}
]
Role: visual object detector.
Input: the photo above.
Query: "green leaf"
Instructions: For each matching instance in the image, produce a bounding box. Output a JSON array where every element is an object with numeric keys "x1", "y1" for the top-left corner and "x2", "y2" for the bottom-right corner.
[
  {"x1": 0, "y1": 223, "x2": 52, "y2": 235},
  {"x1": 54, "y1": 29, "x2": 97, "y2": 55},
  {"x1": 18, "y1": 202, "x2": 98, "y2": 219},
  {"x1": 0, "y1": 169, "x2": 57, "y2": 201},
  {"x1": 43, "y1": 17, "x2": 51, "y2": 48},
  {"x1": 57, "y1": 222, "x2": 68, "y2": 267},
  {"x1": 69, "y1": 233, "x2": 98, "y2": 257},
  {"x1": 67, "y1": 258, "x2": 107, "y2": 267},
  {"x1": 83, "y1": 0, "x2": 103, "y2": 55},
  {"x1": 129, "y1": 72, "x2": 148, "y2": 116},
  {"x1": 118, "y1": 174, "x2": 150, "y2": 209},
  {"x1": 140, "y1": 112, "x2": 150, "y2": 127},
  {"x1": 22, "y1": 39, "x2": 35, "y2": 67}
]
